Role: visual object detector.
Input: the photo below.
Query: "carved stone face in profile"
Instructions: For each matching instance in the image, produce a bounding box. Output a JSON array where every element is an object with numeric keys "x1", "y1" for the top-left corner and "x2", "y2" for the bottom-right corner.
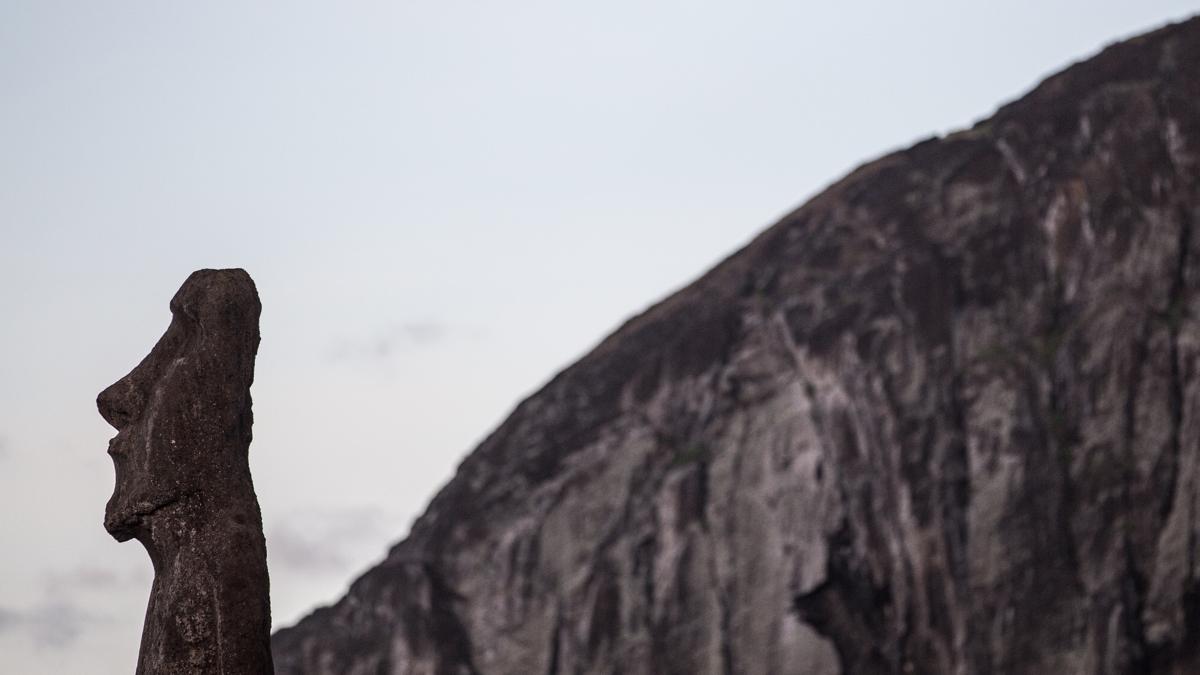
[{"x1": 97, "y1": 269, "x2": 261, "y2": 548}]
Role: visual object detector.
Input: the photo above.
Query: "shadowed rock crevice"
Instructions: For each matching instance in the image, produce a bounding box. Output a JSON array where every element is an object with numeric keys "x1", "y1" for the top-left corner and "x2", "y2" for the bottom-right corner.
[{"x1": 794, "y1": 523, "x2": 892, "y2": 674}]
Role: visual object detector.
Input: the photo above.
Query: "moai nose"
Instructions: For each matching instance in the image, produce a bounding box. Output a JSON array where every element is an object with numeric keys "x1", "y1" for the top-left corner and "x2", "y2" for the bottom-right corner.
[{"x1": 97, "y1": 377, "x2": 142, "y2": 430}]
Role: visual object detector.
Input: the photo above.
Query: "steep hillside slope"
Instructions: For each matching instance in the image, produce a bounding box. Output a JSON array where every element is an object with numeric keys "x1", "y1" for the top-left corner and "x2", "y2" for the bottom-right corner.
[{"x1": 273, "y1": 17, "x2": 1200, "y2": 674}]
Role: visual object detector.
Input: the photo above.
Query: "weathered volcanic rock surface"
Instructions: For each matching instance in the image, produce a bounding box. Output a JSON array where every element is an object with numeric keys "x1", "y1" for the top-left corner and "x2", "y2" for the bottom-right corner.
[{"x1": 273, "y1": 18, "x2": 1200, "y2": 675}]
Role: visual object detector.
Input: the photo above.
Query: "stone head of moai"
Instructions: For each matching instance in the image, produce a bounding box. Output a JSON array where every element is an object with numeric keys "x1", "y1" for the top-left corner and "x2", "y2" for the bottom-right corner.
[
  {"x1": 98, "y1": 268, "x2": 273, "y2": 674},
  {"x1": 98, "y1": 269, "x2": 260, "y2": 550}
]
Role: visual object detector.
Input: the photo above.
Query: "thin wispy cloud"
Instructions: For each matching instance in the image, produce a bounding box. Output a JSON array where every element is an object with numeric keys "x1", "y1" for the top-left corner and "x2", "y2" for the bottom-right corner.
[
  {"x1": 42, "y1": 565, "x2": 145, "y2": 594},
  {"x1": 325, "y1": 320, "x2": 481, "y2": 363},
  {"x1": 271, "y1": 524, "x2": 345, "y2": 572},
  {"x1": 0, "y1": 565, "x2": 146, "y2": 652},
  {"x1": 268, "y1": 507, "x2": 395, "y2": 573},
  {"x1": 0, "y1": 601, "x2": 103, "y2": 649}
]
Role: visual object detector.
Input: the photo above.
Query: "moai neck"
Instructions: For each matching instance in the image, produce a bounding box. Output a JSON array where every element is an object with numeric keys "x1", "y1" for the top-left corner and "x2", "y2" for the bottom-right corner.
[
  {"x1": 98, "y1": 269, "x2": 274, "y2": 674},
  {"x1": 135, "y1": 495, "x2": 272, "y2": 674}
]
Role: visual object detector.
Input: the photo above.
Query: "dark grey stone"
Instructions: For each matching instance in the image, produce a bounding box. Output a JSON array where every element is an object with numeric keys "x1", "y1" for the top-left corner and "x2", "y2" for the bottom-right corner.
[
  {"x1": 99, "y1": 269, "x2": 273, "y2": 674},
  {"x1": 274, "y1": 17, "x2": 1200, "y2": 675}
]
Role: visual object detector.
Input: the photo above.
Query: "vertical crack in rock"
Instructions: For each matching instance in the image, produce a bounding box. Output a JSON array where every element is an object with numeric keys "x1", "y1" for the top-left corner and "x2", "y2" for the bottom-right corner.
[
  {"x1": 1160, "y1": 204, "x2": 1189, "y2": 525},
  {"x1": 544, "y1": 602, "x2": 564, "y2": 675},
  {"x1": 424, "y1": 564, "x2": 481, "y2": 675},
  {"x1": 794, "y1": 522, "x2": 892, "y2": 674}
]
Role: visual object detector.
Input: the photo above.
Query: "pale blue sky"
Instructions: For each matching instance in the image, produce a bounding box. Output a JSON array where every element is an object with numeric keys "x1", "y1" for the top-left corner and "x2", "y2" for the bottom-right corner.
[{"x1": 2, "y1": 2, "x2": 1196, "y2": 673}]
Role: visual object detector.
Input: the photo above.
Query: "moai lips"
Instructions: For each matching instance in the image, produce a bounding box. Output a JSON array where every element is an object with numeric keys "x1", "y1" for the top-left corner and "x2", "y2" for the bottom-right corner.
[{"x1": 98, "y1": 269, "x2": 274, "y2": 674}]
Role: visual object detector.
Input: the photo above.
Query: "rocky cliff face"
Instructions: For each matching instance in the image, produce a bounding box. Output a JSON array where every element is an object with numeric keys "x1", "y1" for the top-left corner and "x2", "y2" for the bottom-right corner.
[{"x1": 272, "y1": 18, "x2": 1200, "y2": 674}]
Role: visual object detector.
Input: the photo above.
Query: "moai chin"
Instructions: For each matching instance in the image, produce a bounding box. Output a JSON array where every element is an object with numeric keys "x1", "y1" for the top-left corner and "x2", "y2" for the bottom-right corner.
[{"x1": 98, "y1": 269, "x2": 274, "y2": 674}]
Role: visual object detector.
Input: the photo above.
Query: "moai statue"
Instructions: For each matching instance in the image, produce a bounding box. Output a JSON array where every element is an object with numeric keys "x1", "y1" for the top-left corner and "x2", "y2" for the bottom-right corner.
[{"x1": 98, "y1": 269, "x2": 274, "y2": 674}]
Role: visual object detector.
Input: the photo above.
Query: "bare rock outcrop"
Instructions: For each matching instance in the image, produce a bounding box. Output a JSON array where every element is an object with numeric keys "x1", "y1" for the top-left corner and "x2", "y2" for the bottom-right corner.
[
  {"x1": 100, "y1": 269, "x2": 273, "y2": 674},
  {"x1": 273, "y1": 17, "x2": 1200, "y2": 675}
]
